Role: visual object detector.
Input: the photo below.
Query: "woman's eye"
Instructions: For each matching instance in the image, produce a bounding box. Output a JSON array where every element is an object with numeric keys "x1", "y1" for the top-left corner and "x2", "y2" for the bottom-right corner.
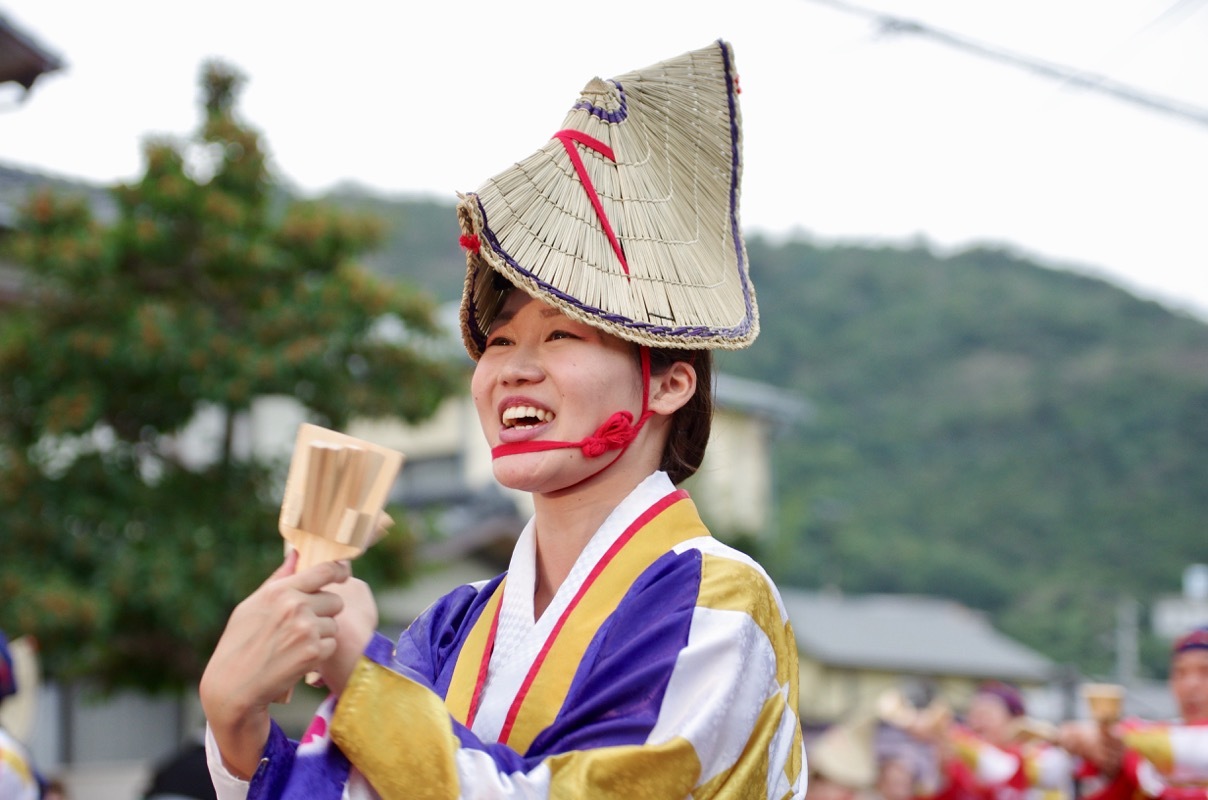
[
  {"x1": 549, "y1": 330, "x2": 579, "y2": 341},
  {"x1": 485, "y1": 335, "x2": 513, "y2": 348}
]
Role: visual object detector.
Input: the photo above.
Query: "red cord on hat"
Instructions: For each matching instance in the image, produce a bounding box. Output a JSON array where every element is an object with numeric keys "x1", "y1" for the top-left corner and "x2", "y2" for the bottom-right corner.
[{"x1": 552, "y1": 129, "x2": 629, "y2": 277}]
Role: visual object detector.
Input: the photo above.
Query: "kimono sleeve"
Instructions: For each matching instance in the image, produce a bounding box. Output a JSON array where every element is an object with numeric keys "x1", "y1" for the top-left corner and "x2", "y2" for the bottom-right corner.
[
  {"x1": 1114, "y1": 751, "x2": 1208, "y2": 800},
  {"x1": 1121, "y1": 722, "x2": 1208, "y2": 781},
  {"x1": 212, "y1": 579, "x2": 502, "y2": 800}
]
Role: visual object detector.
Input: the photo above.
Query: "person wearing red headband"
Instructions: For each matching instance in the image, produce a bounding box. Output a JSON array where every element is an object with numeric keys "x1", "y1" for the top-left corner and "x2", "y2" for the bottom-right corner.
[
  {"x1": 201, "y1": 40, "x2": 805, "y2": 800},
  {"x1": 1061, "y1": 625, "x2": 1208, "y2": 800}
]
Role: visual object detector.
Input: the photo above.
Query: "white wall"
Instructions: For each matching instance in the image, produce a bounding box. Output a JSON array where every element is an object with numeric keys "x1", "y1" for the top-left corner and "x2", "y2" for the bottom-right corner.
[{"x1": 691, "y1": 407, "x2": 772, "y2": 537}]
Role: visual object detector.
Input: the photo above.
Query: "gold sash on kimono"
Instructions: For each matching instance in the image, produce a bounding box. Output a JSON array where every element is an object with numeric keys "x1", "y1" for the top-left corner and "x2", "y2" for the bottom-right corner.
[{"x1": 443, "y1": 489, "x2": 708, "y2": 754}]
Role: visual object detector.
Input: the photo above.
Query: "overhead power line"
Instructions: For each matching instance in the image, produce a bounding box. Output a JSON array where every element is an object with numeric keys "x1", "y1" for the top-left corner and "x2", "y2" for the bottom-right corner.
[{"x1": 803, "y1": 0, "x2": 1208, "y2": 130}]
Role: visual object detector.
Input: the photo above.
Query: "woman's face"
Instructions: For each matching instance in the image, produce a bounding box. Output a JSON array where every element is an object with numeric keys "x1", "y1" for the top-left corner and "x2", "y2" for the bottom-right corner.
[
  {"x1": 1171, "y1": 649, "x2": 1208, "y2": 722},
  {"x1": 471, "y1": 292, "x2": 644, "y2": 494},
  {"x1": 967, "y1": 693, "x2": 1014, "y2": 744}
]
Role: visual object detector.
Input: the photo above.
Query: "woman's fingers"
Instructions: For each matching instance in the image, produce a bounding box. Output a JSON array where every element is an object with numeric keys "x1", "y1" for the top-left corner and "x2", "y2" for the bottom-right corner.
[
  {"x1": 266, "y1": 550, "x2": 349, "y2": 594},
  {"x1": 280, "y1": 601, "x2": 341, "y2": 661},
  {"x1": 307, "y1": 586, "x2": 345, "y2": 619},
  {"x1": 287, "y1": 558, "x2": 351, "y2": 594},
  {"x1": 229, "y1": 563, "x2": 348, "y2": 665},
  {"x1": 202, "y1": 557, "x2": 358, "y2": 719},
  {"x1": 259, "y1": 548, "x2": 300, "y2": 586},
  {"x1": 277, "y1": 547, "x2": 300, "y2": 577},
  {"x1": 313, "y1": 615, "x2": 339, "y2": 640},
  {"x1": 315, "y1": 577, "x2": 379, "y2": 694}
]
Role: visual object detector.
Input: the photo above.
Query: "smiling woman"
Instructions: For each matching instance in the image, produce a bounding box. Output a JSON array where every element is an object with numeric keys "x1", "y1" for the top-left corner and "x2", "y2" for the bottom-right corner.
[{"x1": 200, "y1": 40, "x2": 805, "y2": 800}]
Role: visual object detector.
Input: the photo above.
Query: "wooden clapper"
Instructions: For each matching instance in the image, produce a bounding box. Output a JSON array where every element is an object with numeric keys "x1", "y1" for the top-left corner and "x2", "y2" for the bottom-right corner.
[{"x1": 276, "y1": 423, "x2": 405, "y2": 701}]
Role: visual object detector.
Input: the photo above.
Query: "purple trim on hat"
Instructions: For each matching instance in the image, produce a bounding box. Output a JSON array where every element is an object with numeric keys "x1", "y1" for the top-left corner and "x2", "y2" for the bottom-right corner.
[
  {"x1": 573, "y1": 80, "x2": 629, "y2": 124},
  {"x1": 467, "y1": 40, "x2": 755, "y2": 350},
  {"x1": 717, "y1": 38, "x2": 757, "y2": 332}
]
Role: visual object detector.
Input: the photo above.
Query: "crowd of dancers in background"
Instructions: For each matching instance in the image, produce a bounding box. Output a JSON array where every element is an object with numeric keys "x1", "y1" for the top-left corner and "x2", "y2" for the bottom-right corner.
[{"x1": 808, "y1": 625, "x2": 1208, "y2": 800}]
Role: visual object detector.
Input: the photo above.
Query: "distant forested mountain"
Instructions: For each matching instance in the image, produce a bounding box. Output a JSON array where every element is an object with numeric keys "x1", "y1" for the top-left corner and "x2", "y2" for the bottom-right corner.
[
  {"x1": 729, "y1": 237, "x2": 1208, "y2": 678},
  {"x1": 318, "y1": 183, "x2": 467, "y2": 302},
  {"x1": 326, "y1": 188, "x2": 1208, "y2": 678}
]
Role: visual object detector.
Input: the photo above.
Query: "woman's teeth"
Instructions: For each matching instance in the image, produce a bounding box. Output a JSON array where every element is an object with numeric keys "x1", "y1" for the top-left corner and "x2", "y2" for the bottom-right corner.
[{"x1": 502, "y1": 405, "x2": 554, "y2": 429}]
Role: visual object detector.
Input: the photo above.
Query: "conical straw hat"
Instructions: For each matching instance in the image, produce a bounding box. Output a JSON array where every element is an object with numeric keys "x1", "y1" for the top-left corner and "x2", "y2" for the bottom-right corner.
[
  {"x1": 808, "y1": 714, "x2": 879, "y2": 790},
  {"x1": 457, "y1": 40, "x2": 758, "y2": 359}
]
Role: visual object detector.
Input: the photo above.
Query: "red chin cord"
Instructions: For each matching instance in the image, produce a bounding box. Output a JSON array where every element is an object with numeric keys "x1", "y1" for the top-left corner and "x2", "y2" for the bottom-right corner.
[{"x1": 491, "y1": 347, "x2": 653, "y2": 461}]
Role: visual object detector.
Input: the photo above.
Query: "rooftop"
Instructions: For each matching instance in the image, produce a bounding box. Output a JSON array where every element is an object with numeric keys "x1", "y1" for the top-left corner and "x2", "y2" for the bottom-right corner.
[
  {"x1": 784, "y1": 589, "x2": 1055, "y2": 682},
  {"x1": 0, "y1": 12, "x2": 63, "y2": 93}
]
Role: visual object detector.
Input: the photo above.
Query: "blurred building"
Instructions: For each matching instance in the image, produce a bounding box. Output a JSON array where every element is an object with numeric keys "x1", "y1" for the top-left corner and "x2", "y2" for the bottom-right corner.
[
  {"x1": 784, "y1": 589, "x2": 1057, "y2": 726},
  {"x1": 0, "y1": 9, "x2": 62, "y2": 97},
  {"x1": 1, "y1": 7, "x2": 66, "y2": 305},
  {"x1": 1152, "y1": 564, "x2": 1208, "y2": 642}
]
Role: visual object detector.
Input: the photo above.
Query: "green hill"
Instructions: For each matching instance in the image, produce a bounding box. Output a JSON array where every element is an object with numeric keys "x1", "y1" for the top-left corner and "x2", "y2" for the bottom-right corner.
[
  {"x1": 326, "y1": 188, "x2": 1208, "y2": 678},
  {"x1": 728, "y1": 237, "x2": 1208, "y2": 677},
  {"x1": 318, "y1": 182, "x2": 466, "y2": 302}
]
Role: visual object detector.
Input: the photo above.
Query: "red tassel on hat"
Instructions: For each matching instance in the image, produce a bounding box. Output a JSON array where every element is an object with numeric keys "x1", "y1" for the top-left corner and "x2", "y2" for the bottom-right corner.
[{"x1": 459, "y1": 233, "x2": 482, "y2": 253}]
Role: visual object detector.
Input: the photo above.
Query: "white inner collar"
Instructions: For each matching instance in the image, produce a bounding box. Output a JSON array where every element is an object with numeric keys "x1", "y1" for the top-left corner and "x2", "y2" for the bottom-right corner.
[{"x1": 469, "y1": 470, "x2": 676, "y2": 740}]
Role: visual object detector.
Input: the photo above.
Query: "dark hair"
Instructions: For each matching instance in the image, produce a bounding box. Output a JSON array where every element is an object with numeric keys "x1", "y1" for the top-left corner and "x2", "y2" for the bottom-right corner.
[
  {"x1": 976, "y1": 681, "x2": 1025, "y2": 717},
  {"x1": 648, "y1": 348, "x2": 713, "y2": 485}
]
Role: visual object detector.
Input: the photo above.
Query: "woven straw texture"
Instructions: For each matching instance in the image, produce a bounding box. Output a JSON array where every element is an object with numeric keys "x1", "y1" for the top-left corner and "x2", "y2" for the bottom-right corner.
[{"x1": 457, "y1": 40, "x2": 758, "y2": 358}]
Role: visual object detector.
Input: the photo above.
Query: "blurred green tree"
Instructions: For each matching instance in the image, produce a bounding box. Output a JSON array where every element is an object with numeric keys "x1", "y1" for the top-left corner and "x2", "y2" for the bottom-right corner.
[{"x1": 0, "y1": 61, "x2": 461, "y2": 691}]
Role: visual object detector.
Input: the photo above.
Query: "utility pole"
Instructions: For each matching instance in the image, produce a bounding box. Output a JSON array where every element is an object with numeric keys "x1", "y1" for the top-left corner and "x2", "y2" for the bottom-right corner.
[{"x1": 1116, "y1": 595, "x2": 1139, "y2": 687}]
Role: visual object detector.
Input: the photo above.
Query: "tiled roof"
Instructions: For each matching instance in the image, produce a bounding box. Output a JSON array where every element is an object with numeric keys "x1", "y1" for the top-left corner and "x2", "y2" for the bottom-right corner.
[
  {"x1": 714, "y1": 372, "x2": 812, "y2": 425},
  {"x1": 784, "y1": 589, "x2": 1055, "y2": 681}
]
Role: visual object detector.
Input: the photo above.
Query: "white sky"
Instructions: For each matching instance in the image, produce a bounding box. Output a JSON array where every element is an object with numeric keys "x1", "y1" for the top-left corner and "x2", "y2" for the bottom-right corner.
[{"x1": 3, "y1": 0, "x2": 1207, "y2": 319}]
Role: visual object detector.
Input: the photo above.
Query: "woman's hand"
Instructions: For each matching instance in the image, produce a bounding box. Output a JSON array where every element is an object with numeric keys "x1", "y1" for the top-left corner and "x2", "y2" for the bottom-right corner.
[
  {"x1": 314, "y1": 573, "x2": 379, "y2": 695},
  {"x1": 305, "y1": 512, "x2": 390, "y2": 693},
  {"x1": 199, "y1": 551, "x2": 351, "y2": 779},
  {"x1": 1058, "y1": 720, "x2": 1124, "y2": 776}
]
